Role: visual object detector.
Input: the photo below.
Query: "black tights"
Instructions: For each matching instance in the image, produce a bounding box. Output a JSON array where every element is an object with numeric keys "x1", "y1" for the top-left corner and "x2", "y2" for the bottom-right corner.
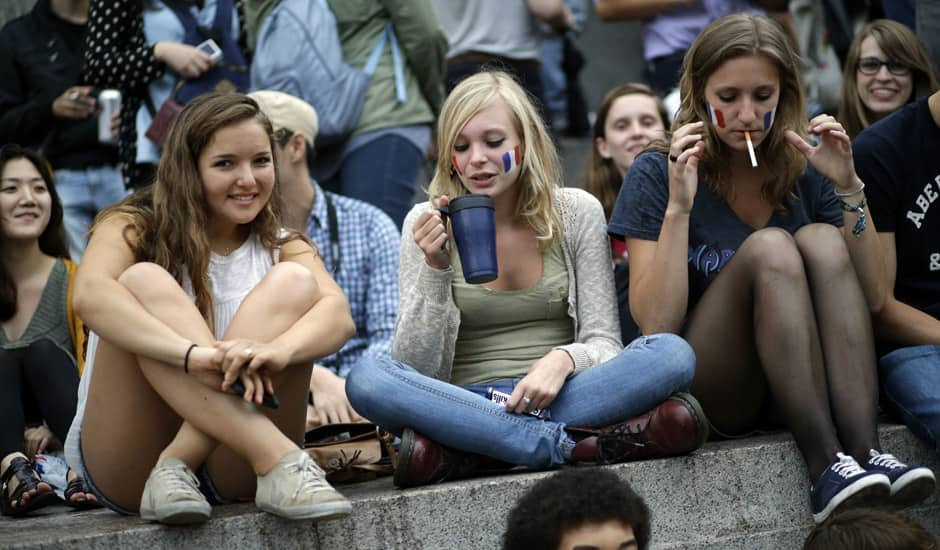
[
  {"x1": 0, "y1": 338, "x2": 80, "y2": 459},
  {"x1": 684, "y1": 225, "x2": 879, "y2": 480}
]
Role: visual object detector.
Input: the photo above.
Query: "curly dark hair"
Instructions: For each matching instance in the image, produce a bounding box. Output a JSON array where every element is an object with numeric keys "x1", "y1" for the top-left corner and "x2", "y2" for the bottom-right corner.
[{"x1": 502, "y1": 468, "x2": 651, "y2": 550}]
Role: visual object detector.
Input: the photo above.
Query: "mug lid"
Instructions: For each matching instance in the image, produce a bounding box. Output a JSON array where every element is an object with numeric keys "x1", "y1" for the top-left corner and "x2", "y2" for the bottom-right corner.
[{"x1": 448, "y1": 193, "x2": 494, "y2": 213}]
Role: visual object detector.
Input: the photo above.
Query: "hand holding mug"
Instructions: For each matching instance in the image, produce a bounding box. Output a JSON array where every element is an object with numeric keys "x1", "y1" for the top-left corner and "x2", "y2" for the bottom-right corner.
[{"x1": 413, "y1": 195, "x2": 451, "y2": 270}]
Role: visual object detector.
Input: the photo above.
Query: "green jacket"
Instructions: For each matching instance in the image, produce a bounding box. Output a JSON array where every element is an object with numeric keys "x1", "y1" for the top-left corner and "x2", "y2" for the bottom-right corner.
[{"x1": 327, "y1": 0, "x2": 447, "y2": 137}]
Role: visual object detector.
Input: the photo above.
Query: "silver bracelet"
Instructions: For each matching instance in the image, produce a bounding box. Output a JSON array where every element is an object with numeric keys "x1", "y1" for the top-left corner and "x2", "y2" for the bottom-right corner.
[{"x1": 834, "y1": 181, "x2": 865, "y2": 197}]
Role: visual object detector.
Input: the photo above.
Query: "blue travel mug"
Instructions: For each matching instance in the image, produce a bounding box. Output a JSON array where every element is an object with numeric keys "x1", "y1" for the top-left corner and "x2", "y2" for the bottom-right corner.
[{"x1": 439, "y1": 194, "x2": 499, "y2": 284}]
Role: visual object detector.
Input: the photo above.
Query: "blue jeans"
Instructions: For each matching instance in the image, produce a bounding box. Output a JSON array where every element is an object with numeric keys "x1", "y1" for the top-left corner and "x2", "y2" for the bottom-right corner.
[
  {"x1": 346, "y1": 334, "x2": 695, "y2": 468},
  {"x1": 55, "y1": 166, "x2": 127, "y2": 260},
  {"x1": 880, "y1": 345, "x2": 940, "y2": 454},
  {"x1": 332, "y1": 135, "x2": 423, "y2": 229}
]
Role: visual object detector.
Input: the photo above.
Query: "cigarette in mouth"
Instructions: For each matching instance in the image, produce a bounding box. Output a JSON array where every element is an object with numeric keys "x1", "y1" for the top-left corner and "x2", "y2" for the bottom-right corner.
[{"x1": 744, "y1": 131, "x2": 758, "y2": 168}]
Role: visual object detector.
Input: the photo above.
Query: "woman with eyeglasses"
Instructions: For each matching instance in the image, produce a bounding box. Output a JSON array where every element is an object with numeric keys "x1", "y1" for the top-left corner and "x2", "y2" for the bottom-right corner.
[{"x1": 838, "y1": 19, "x2": 939, "y2": 139}]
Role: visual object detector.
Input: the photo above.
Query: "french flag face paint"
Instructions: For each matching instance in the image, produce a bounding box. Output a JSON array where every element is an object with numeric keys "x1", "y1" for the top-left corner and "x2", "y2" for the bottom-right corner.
[
  {"x1": 762, "y1": 108, "x2": 775, "y2": 131},
  {"x1": 501, "y1": 146, "x2": 521, "y2": 173},
  {"x1": 706, "y1": 104, "x2": 726, "y2": 128}
]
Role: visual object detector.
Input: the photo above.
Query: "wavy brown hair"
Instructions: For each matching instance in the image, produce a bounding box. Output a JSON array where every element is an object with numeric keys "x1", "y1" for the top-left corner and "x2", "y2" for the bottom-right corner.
[
  {"x1": 0, "y1": 144, "x2": 69, "y2": 321},
  {"x1": 838, "y1": 19, "x2": 939, "y2": 139},
  {"x1": 96, "y1": 93, "x2": 308, "y2": 333},
  {"x1": 674, "y1": 13, "x2": 807, "y2": 208},
  {"x1": 429, "y1": 71, "x2": 564, "y2": 250},
  {"x1": 582, "y1": 83, "x2": 669, "y2": 220}
]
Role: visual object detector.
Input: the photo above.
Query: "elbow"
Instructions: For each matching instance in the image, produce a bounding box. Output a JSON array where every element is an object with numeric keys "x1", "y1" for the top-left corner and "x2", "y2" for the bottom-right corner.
[{"x1": 340, "y1": 310, "x2": 356, "y2": 342}]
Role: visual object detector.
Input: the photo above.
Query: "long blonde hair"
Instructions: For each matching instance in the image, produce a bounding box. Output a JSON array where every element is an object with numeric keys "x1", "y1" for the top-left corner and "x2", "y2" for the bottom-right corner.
[
  {"x1": 838, "y1": 19, "x2": 939, "y2": 139},
  {"x1": 675, "y1": 13, "x2": 807, "y2": 208},
  {"x1": 96, "y1": 93, "x2": 308, "y2": 332},
  {"x1": 429, "y1": 71, "x2": 564, "y2": 249}
]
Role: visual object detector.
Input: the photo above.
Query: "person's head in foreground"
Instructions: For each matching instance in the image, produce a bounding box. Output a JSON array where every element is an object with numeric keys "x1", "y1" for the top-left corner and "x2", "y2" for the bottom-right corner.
[
  {"x1": 803, "y1": 508, "x2": 938, "y2": 550},
  {"x1": 503, "y1": 468, "x2": 651, "y2": 550}
]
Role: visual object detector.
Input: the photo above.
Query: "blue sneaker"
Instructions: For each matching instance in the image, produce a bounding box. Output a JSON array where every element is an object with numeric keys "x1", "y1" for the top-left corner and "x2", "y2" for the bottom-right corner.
[
  {"x1": 865, "y1": 450, "x2": 936, "y2": 507},
  {"x1": 810, "y1": 452, "x2": 890, "y2": 523}
]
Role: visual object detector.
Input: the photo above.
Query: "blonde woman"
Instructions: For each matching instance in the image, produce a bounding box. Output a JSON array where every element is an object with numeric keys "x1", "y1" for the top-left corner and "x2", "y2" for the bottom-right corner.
[
  {"x1": 346, "y1": 71, "x2": 707, "y2": 488},
  {"x1": 64, "y1": 93, "x2": 354, "y2": 525},
  {"x1": 609, "y1": 14, "x2": 934, "y2": 523}
]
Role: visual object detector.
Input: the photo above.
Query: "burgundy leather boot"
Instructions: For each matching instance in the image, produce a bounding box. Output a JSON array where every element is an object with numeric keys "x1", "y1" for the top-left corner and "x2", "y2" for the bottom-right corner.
[
  {"x1": 569, "y1": 392, "x2": 709, "y2": 465},
  {"x1": 393, "y1": 429, "x2": 513, "y2": 488}
]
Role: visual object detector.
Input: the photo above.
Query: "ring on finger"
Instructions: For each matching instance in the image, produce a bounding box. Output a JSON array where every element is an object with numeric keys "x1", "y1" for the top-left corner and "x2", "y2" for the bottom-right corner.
[
  {"x1": 244, "y1": 348, "x2": 253, "y2": 356},
  {"x1": 669, "y1": 154, "x2": 679, "y2": 163},
  {"x1": 522, "y1": 396, "x2": 532, "y2": 408}
]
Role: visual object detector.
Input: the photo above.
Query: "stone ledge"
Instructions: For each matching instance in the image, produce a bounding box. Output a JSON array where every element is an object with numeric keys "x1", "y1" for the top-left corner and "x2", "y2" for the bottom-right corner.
[{"x1": 2, "y1": 424, "x2": 937, "y2": 549}]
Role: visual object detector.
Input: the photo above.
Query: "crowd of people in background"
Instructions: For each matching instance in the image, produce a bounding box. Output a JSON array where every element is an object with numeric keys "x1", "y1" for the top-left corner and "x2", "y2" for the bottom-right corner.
[{"x1": 2, "y1": 0, "x2": 940, "y2": 546}]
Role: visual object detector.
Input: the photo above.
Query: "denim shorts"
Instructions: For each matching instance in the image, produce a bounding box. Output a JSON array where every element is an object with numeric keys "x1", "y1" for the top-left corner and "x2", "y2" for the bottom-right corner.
[{"x1": 65, "y1": 420, "x2": 230, "y2": 515}]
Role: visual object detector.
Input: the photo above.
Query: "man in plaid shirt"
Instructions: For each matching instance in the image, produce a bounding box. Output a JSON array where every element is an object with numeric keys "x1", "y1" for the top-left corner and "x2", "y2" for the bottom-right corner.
[{"x1": 250, "y1": 91, "x2": 400, "y2": 427}]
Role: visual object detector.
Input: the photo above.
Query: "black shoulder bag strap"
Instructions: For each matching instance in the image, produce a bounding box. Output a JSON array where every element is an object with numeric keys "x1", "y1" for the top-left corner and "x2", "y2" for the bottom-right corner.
[{"x1": 323, "y1": 191, "x2": 341, "y2": 275}]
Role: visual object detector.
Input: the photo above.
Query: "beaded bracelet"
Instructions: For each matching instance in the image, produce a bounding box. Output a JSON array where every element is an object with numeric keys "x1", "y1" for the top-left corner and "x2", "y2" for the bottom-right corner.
[
  {"x1": 839, "y1": 196, "x2": 867, "y2": 237},
  {"x1": 834, "y1": 181, "x2": 865, "y2": 198}
]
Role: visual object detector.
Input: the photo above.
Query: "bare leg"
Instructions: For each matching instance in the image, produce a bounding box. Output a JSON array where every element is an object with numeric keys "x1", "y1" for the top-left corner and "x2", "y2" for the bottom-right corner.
[
  {"x1": 80, "y1": 263, "x2": 307, "y2": 511},
  {"x1": 795, "y1": 224, "x2": 880, "y2": 461},
  {"x1": 203, "y1": 262, "x2": 318, "y2": 498},
  {"x1": 684, "y1": 228, "x2": 841, "y2": 479}
]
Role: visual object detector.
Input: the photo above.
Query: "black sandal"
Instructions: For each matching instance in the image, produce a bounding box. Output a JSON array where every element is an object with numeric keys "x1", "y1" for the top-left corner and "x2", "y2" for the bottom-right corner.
[
  {"x1": 0, "y1": 456, "x2": 58, "y2": 517},
  {"x1": 64, "y1": 471, "x2": 101, "y2": 510}
]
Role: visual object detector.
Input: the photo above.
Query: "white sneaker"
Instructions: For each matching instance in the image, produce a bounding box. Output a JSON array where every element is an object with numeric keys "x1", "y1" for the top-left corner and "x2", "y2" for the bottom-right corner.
[
  {"x1": 139, "y1": 458, "x2": 211, "y2": 524},
  {"x1": 255, "y1": 450, "x2": 352, "y2": 521}
]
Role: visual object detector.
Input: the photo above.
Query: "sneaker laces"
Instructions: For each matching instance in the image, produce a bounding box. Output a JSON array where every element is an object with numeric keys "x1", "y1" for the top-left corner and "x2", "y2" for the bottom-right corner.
[
  {"x1": 831, "y1": 452, "x2": 866, "y2": 479},
  {"x1": 290, "y1": 457, "x2": 331, "y2": 500},
  {"x1": 868, "y1": 450, "x2": 906, "y2": 470},
  {"x1": 154, "y1": 464, "x2": 201, "y2": 498}
]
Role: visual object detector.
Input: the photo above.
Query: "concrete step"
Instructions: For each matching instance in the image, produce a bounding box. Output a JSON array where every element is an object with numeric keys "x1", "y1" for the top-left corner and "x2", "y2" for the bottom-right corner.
[{"x1": 2, "y1": 423, "x2": 937, "y2": 549}]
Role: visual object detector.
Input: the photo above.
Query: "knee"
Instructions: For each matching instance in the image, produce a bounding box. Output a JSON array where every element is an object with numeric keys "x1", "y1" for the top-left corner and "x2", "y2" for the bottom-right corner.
[
  {"x1": 27, "y1": 337, "x2": 59, "y2": 354},
  {"x1": 738, "y1": 228, "x2": 805, "y2": 282},
  {"x1": 647, "y1": 333, "x2": 696, "y2": 390},
  {"x1": 344, "y1": 359, "x2": 390, "y2": 411},
  {"x1": 794, "y1": 223, "x2": 851, "y2": 273},
  {"x1": 117, "y1": 262, "x2": 177, "y2": 300},
  {"x1": 260, "y1": 262, "x2": 319, "y2": 314}
]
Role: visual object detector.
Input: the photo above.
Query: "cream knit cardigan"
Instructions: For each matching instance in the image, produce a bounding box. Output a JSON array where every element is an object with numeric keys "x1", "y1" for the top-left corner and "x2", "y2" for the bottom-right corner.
[{"x1": 391, "y1": 187, "x2": 624, "y2": 382}]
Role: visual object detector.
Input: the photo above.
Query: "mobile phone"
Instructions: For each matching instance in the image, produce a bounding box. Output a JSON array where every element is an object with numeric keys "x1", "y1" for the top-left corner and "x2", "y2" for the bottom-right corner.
[
  {"x1": 488, "y1": 388, "x2": 546, "y2": 419},
  {"x1": 196, "y1": 38, "x2": 223, "y2": 64},
  {"x1": 230, "y1": 380, "x2": 280, "y2": 409}
]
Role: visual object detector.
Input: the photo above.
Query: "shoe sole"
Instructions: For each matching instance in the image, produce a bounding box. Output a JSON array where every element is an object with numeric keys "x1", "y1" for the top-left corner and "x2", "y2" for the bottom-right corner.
[
  {"x1": 670, "y1": 392, "x2": 710, "y2": 450},
  {"x1": 140, "y1": 501, "x2": 211, "y2": 525},
  {"x1": 256, "y1": 498, "x2": 352, "y2": 521},
  {"x1": 890, "y1": 470, "x2": 937, "y2": 508},
  {"x1": 393, "y1": 429, "x2": 416, "y2": 489},
  {"x1": 813, "y1": 474, "x2": 891, "y2": 524}
]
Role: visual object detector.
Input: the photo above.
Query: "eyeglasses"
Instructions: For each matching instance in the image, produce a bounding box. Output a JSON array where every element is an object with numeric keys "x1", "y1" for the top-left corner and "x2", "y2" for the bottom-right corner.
[{"x1": 857, "y1": 57, "x2": 911, "y2": 76}]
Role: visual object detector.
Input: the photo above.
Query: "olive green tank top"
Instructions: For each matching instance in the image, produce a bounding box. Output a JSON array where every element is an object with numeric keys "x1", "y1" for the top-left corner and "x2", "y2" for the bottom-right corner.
[{"x1": 450, "y1": 242, "x2": 574, "y2": 386}]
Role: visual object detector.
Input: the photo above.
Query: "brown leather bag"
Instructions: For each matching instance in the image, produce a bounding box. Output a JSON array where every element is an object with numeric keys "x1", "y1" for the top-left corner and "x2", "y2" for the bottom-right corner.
[{"x1": 303, "y1": 423, "x2": 397, "y2": 484}]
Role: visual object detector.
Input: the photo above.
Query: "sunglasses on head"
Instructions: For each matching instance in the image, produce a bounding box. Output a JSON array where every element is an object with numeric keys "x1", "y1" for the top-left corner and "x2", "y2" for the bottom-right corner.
[{"x1": 857, "y1": 57, "x2": 910, "y2": 76}]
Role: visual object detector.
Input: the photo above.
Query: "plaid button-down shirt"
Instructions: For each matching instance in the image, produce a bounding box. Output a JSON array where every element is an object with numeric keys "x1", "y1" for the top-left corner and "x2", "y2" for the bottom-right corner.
[{"x1": 306, "y1": 180, "x2": 400, "y2": 376}]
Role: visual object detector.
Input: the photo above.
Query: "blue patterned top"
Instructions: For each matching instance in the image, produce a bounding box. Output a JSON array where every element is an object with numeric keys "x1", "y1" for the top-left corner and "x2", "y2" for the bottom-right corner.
[{"x1": 306, "y1": 179, "x2": 400, "y2": 376}]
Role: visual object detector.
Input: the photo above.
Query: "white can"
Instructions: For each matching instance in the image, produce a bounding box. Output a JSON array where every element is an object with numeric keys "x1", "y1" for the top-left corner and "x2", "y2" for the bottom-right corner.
[{"x1": 98, "y1": 89, "x2": 122, "y2": 144}]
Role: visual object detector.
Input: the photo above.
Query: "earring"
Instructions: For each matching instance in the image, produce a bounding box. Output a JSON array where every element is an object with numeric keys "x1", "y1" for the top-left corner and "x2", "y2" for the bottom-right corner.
[{"x1": 450, "y1": 166, "x2": 457, "y2": 178}]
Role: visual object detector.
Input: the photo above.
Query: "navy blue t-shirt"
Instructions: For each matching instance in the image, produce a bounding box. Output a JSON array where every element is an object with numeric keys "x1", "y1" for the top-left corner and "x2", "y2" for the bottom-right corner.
[
  {"x1": 608, "y1": 152, "x2": 843, "y2": 311},
  {"x1": 854, "y1": 97, "x2": 940, "y2": 330}
]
